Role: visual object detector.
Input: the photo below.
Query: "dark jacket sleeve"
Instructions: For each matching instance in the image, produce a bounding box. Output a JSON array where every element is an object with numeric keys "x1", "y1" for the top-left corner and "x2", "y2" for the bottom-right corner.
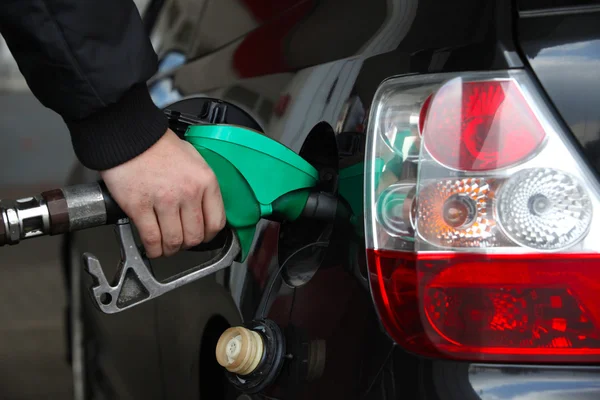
[{"x1": 0, "y1": 0, "x2": 168, "y2": 170}]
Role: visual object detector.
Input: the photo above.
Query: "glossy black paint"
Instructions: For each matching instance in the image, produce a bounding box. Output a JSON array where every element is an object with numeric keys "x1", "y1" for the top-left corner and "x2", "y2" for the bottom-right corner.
[
  {"x1": 63, "y1": 0, "x2": 600, "y2": 399},
  {"x1": 516, "y1": 4, "x2": 600, "y2": 175}
]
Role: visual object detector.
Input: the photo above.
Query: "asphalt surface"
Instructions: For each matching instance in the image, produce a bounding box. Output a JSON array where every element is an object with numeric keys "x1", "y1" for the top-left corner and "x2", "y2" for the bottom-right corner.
[
  {"x1": 0, "y1": 92, "x2": 75, "y2": 399},
  {"x1": 0, "y1": 232, "x2": 73, "y2": 400}
]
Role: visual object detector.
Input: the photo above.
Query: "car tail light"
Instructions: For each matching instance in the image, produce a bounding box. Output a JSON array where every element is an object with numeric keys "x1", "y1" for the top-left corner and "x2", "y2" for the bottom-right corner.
[
  {"x1": 422, "y1": 80, "x2": 546, "y2": 171},
  {"x1": 364, "y1": 70, "x2": 600, "y2": 363}
]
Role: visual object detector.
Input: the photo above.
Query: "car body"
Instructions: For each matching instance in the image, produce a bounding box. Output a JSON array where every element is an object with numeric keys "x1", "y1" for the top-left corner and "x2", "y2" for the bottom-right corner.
[{"x1": 62, "y1": 0, "x2": 600, "y2": 399}]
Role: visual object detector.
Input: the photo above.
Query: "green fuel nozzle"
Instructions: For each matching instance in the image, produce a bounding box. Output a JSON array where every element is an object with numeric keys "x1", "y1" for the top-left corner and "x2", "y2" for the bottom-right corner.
[
  {"x1": 0, "y1": 118, "x2": 349, "y2": 314},
  {"x1": 184, "y1": 124, "x2": 332, "y2": 262}
]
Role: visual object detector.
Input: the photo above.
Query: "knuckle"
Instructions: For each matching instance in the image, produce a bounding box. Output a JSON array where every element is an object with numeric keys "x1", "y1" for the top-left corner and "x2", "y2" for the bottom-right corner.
[
  {"x1": 165, "y1": 234, "x2": 183, "y2": 249},
  {"x1": 184, "y1": 222, "x2": 205, "y2": 247},
  {"x1": 156, "y1": 189, "x2": 177, "y2": 207},
  {"x1": 203, "y1": 168, "x2": 218, "y2": 187},
  {"x1": 184, "y1": 233, "x2": 204, "y2": 248},
  {"x1": 182, "y1": 184, "x2": 200, "y2": 200},
  {"x1": 143, "y1": 231, "x2": 161, "y2": 248},
  {"x1": 209, "y1": 215, "x2": 226, "y2": 233}
]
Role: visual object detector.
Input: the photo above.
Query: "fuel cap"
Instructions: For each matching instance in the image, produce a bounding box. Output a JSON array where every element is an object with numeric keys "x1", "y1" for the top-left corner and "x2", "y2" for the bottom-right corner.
[{"x1": 216, "y1": 326, "x2": 264, "y2": 375}]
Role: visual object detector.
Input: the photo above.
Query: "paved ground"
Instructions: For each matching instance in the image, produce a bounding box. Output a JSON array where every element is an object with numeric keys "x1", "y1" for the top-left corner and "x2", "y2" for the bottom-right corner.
[
  {"x1": 0, "y1": 230, "x2": 73, "y2": 400},
  {"x1": 0, "y1": 92, "x2": 75, "y2": 399}
]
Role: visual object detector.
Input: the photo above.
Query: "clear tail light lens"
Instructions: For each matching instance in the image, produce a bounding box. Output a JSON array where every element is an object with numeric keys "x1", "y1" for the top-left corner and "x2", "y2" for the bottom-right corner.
[{"x1": 365, "y1": 70, "x2": 600, "y2": 363}]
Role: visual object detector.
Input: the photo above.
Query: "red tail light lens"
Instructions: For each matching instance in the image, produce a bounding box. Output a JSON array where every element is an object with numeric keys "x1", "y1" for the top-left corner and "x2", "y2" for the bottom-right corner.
[
  {"x1": 422, "y1": 80, "x2": 546, "y2": 171},
  {"x1": 365, "y1": 71, "x2": 600, "y2": 364},
  {"x1": 369, "y1": 250, "x2": 600, "y2": 362}
]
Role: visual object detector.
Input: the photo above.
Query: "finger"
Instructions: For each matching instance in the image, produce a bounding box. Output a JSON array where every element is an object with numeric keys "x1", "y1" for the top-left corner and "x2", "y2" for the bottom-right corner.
[
  {"x1": 132, "y1": 211, "x2": 163, "y2": 259},
  {"x1": 155, "y1": 201, "x2": 184, "y2": 257},
  {"x1": 202, "y1": 182, "x2": 226, "y2": 242},
  {"x1": 180, "y1": 197, "x2": 205, "y2": 250}
]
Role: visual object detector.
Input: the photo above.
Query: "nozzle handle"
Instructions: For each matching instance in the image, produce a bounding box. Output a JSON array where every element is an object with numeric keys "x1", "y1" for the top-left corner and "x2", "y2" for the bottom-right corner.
[{"x1": 0, "y1": 181, "x2": 229, "y2": 253}]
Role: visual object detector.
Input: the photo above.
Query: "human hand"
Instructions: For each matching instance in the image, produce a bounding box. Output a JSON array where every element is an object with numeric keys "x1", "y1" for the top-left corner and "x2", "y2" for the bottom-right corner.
[{"x1": 99, "y1": 128, "x2": 225, "y2": 258}]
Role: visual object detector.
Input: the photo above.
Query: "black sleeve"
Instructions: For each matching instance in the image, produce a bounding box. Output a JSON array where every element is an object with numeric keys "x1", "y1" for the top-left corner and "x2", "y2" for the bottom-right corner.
[{"x1": 0, "y1": 0, "x2": 169, "y2": 170}]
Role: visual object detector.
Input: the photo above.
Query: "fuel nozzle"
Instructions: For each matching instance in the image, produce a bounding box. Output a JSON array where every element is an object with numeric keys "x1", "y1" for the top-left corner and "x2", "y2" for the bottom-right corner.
[{"x1": 0, "y1": 121, "x2": 354, "y2": 316}]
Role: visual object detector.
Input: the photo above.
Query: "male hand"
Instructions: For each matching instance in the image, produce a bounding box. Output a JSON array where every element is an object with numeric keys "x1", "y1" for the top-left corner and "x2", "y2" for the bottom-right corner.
[{"x1": 99, "y1": 128, "x2": 226, "y2": 258}]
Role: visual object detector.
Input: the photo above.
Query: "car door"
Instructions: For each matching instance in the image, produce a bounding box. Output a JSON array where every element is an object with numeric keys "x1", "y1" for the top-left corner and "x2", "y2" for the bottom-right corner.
[{"x1": 144, "y1": 0, "x2": 408, "y2": 398}]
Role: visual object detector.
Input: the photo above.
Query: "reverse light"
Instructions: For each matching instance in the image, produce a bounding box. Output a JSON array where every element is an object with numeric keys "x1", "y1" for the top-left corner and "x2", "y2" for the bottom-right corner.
[
  {"x1": 365, "y1": 70, "x2": 600, "y2": 363},
  {"x1": 497, "y1": 168, "x2": 592, "y2": 250}
]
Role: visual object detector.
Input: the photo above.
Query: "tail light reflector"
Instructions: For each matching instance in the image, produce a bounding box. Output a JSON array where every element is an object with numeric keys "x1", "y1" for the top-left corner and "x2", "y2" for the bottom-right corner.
[{"x1": 364, "y1": 70, "x2": 600, "y2": 363}]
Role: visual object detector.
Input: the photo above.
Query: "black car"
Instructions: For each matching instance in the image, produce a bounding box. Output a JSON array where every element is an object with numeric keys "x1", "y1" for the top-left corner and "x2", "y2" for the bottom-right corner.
[{"x1": 62, "y1": 0, "x2": 600, "y2": 398}]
